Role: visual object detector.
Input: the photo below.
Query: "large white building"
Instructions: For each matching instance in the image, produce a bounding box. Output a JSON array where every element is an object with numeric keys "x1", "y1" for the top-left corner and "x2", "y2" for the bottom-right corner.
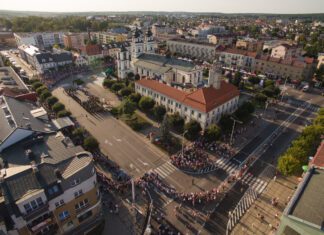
[
  {"x1": 135, "y1": 64, "x2": 239, "y2": 129},
  {"x1": 14, "y1": 32, "x2": 64, "y2": 49},
  {"x1": 117, "y1": 28, "x2": 204, "y2": 87}
]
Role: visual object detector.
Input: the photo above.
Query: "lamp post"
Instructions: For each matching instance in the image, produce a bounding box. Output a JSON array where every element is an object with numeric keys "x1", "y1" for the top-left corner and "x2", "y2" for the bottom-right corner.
[
  {"x1": 280, "y1": 77, "x2": 288, "y2": 103},
  {"x1": 230, "y1": 117, "x2": 242, "y2": 146},
  {"x1": 182, "y1": 130, "x2": 188, "y2": 157}
]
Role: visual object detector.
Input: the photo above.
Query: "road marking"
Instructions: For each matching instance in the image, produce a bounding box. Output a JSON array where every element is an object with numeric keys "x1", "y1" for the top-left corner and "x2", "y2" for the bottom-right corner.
[
  {"x1": 113, "y1": 136, "x2": 122, "y2": 142},
  {"x1": 137, "y1": 158, "x2": 149, "y2": 166}
]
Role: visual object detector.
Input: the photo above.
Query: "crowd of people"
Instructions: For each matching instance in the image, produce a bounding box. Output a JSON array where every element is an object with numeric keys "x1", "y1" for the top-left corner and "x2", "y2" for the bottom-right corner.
[
  {"x1": 194, "y1": 138, "x2": 236, "y2": 159},
  {"x1": 139, "y1": 172, "x2": 225, "y2": 206},
  {"x1": 170, "y1": 144, "x2": 213, "y2": 171},
  {"x1": 65, "y1": 87, "x2": 104, "y2": 114}
]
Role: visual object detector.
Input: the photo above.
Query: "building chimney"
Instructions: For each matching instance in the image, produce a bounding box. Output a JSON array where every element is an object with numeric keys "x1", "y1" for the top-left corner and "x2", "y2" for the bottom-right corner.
[{"x1": 208, "y1": 63, "x2": 222, "y2": 89}]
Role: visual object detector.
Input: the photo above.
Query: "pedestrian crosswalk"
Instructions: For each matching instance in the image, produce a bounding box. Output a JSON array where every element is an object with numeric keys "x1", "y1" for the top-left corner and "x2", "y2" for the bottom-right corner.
[
  {"x1": 215, "y1": 158, "x2": 239, "y2": 174},
  {"x1": 153, "y1": 161, "x2": 177, "y2": 179},
  {"x1": 241, "y1": 174, "x2": 268, "y2": 194}
]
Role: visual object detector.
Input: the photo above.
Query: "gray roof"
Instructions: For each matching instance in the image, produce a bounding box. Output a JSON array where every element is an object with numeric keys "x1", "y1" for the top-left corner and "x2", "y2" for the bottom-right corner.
[
  {"x1": 3, "y1": 96, "x2": 56, "y2": 134},
  {"x1": 0, "y1": 103, "x2": 14, "y2": 143},
  {"x1": 288, "y1": 168, "x2": 324, "y2": 228},
  {"x1": 0, "y1": 133, "x2": 92, "y2": 204},
  {"x1": 35, "y1": 51, "x2": 72, "y2": 64},
  {"x1": 136, "y1": 53, "x2": 197, "y2": 73}
]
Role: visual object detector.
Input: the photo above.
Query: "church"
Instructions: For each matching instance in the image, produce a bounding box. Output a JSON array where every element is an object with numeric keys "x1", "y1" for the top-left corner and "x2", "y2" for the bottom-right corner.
[{"x1": 117, "y1": 28, "x2": 204, "y2": 87}]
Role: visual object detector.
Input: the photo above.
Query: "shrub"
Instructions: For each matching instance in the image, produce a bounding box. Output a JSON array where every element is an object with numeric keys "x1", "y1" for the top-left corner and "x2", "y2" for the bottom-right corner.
[
  {"x1": 46, "y1": 96, "x2": 58, "y2": 107},
  {"x1": 134, "y1": 74, "x2": 140, "y2": 80},
  {"x1": 139, "y1": 96, "x2": 155, "y2": 112},
  {"x1": 219, "y1": 115, "x2": 234, "y2": 132},
  {"x1": 57, "y1": 109, "x2": 71, "y2": 117},
  {"x1": 72, "y1": 127, "x2": 85, "y2": 138},
  {"x1": 184, "y1": 120, "x2": 202, "y2": 141},
  {"x1": 52, "y1": 102, "x2": 65, "y2": 113},
  {"x1": 83, "y1": 136, "x2": 99, "y2": 151},
  {"x1": 255, "y1": 93, "x2": 268, "y2": 104}
]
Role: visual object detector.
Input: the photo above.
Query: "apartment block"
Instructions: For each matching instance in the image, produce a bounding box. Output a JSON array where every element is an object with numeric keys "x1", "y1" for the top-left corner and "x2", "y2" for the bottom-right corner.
[{"x1": 14, "y1": 32, "x2": 64, "y2": 50}]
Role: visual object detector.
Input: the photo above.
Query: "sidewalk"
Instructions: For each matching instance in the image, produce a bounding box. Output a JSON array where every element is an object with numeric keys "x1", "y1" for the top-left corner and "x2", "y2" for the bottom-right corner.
[{"x1": 231, "y1": 176, "x2": 298, "y2": 235}]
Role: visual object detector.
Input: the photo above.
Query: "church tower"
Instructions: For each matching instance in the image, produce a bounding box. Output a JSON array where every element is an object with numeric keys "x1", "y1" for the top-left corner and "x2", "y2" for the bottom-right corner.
[
  {"x1": 131, "y1": 27, "x2": 144, "y2": 60},
  {"x1": 117, "y1": 45, "x2": 130, "y2": 79},
  {"x1": 208, "y1": 63, "x2": 222, "y2": 89},
  {"x1": 144, "y1": 28, "x2": 155, "y2": 54}
]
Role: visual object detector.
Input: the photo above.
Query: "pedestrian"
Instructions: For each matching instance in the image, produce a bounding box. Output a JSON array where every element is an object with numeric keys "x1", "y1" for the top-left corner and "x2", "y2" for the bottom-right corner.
[{"x1": 273, "y1": 175, "x2": 277, "y2": 181}]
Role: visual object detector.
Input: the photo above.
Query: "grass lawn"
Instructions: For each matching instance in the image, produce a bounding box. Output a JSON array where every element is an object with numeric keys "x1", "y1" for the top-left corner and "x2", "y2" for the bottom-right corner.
[
  {"x1": 152, "y1": 135, "x2": 182, "y2": 155},
  {"x1": 120, "y1": 113, "x2": 151, "y2": 131}
]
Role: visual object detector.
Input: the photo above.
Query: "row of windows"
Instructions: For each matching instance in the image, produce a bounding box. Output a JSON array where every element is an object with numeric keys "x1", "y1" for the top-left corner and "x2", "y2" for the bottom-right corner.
[{"x1": 23, "y1": 197, "x2": 44, "y2": 214}]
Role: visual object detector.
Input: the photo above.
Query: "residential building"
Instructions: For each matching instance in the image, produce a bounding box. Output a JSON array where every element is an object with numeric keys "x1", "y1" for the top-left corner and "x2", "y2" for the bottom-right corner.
[
  {"x1": 254, "y1": 55, "x2": 315, "y2": 80},
  {"x1": 0, "y1": 95, "x2": 56, "y2": 152},
  {"x1": 91, "y1": 32, "x2": 127, "y2": 44},
  {"x1": 207, "y1": 34, "x2": 234, "y2": 46},
  {"x1": 0, "y1": 66, "x2": 30, "y2": 94},
  {"x1": 14, "y1": 32, "x2": 64, "y2": 50},
  {"x1": 166, "y1": 39, "x2": 217, "y2": 61},
  {"x1": 80, "y1": 44, "x2": 103, "y2": 64},
  {"x1": 270, "y1": 44, "x2": 302, "y2": 59},
  {"x1": 72, "y1": 53, "x2": 89, "y2": 67},
  {"x1": 63, "y1": 33, "x2": 87, "y2": 50},
  {"x1": 0, "y1": 96, "x2": 102, "y2": 235},
  {"x1": 101, "y1": 41, "x2": 131, "y2": 58},
  {"x1": 151, "y1": 24, "x2": 176, "y2": 37},
  {"x1": 0, "y1": 32, "x2": 16, "y2": 47},
  {"x1": 277, "y1": 167, "x2": 324, "y2": 235},
  {"x1": 236, "y1": 38, "x2": 264, "y2": 52},
  {"x1": 196, "y1": 24, "x2": 227, "y2": 38},
  {"x1": 135, "y1": 64, "x2": 239, "y2": 128},
  {"x1": 19, "y1": 45, "x2": 73, "y2": 74},
  {"x1": 218, "y1": 48, "x2": 257, "y2": 72}
]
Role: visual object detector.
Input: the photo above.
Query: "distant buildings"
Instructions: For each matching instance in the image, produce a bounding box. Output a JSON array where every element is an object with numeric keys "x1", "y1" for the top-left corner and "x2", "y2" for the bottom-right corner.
[
  {"x1": 80, "y1": 44, "x2": 103, "y2": 64},
  {"x1": 218, "y1": 48, "x2": 257, "y2": 72},
  {"x1": 14, "y1": 32, "x2": 64, "y2": 50},
  {"x1": 152, "y1": 24, "x2": 176, "y2": 37},
  {"x1": 135, "y1": 64, "x2": 239, "y2": 129},
  {"x1": 101, "y1": 41, "x2": 131, "y2": 58},
  {"x1": 63, "y1": 33, "x2": 87, "y2": 50},
  {"x1": 18, "y1": 45, "x2": 73, "y2": 74},
  {"x1": 270, "y1": 44, "x2": 302, "y2": 60},
  {"x1": 91, "y1": 31, "x2": 128, "y2": 44},
  {"x1": 0, "y1": 32, "x2": 16, "y2": 47},
  {"x1": 207, "y1": 34, "x2": 234, "y2": 46},
  {"x1": 236, "y1": 38, "x2": 264, "y2": 52},
  {"x1": 167, "y1": 39, "x2": 216, "y2": 61}
]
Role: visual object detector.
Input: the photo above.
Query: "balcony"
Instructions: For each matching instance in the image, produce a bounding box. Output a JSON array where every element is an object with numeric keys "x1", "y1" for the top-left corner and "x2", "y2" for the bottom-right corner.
[
  {"x1": 75, "y1": 203, "x2": 90, "y2": 214},
  {"x1": 23, "y1": 203, "x2": 49, "y2": 221}
]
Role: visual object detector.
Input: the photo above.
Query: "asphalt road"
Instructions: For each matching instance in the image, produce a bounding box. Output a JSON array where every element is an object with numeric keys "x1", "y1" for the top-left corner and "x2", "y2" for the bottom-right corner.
[{"x1": 203, "y1": 93, "x2": 322, "y2": 235}]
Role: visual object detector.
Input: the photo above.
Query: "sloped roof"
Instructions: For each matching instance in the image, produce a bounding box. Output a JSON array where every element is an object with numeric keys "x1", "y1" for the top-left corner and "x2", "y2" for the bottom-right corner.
[
  {"x1": 312, "y1": 141, "x2": 324, "y2": 168},
  {"x1": 136, "y1": 79, "x2": 239, "y2": 113}
]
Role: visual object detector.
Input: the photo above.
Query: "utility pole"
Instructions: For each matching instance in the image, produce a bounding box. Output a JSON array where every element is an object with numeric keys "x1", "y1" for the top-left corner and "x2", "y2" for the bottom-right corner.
[
  {"x1": 230, "y1": 117, "x2": 243, "y2": 146},
  {"x1": 280, "y1": 77, "x2": 288, "y2": 103}
]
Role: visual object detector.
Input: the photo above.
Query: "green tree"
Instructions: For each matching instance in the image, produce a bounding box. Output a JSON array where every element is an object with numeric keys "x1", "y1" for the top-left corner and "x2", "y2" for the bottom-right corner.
[
  {"x1": 120, "y1": 99, "x2": 136, "y2": 115},
  {"x1": 46, "y1": 96, "x2": 58, "y2": 107},
  {"x1": 32, "y1": 81, "x2": 43, "y2": 90},
  {"x1": 36, "y1": 85, "x2": 48, "y2": 95},
  {"x1": 119, "y1": 87, "x2": 133, "y2": 97},
  {"x1": 134, "y1": 74, "x2": 140, "y2": 80},
  {"x1": 72, "y1": 127, "x2": 85, "y2": 139},
  {"x1": 103, "y1": 79, "x2": 116, "y2": 88},
  {"x1": 111, "y1": 83, "x2": 125, "y2": 93},
  {"x1": 129, "y1": 93, "x2": 142, "y2": 104},
  {"x1": 83, "y1": 136, "x2": 99, "y2": 151},
  {"x1": 277, "y1": 154, "x2": 302, "y2": 176},
  {"x1": 57, "y1": 109, "x2": 71, "y2": 117},
  {"x1": 40, "y1": 90, "x2": 51, "y2": 101},
  {"x1": 204, "y1": 124, "x2": 221, "y2": 142},
  {"x1": 219, "y1": 115, "x2": 234, "y2": 132},
  {"x1": 153, "y1": 105, "x2": 166, "y2": 121},
  {"x1": 184, "y1": 120, "x2": 202, "y2": 141},
  {"x1": 168, "y1": 113, "x2": 185, "y2": 132},
  {"x1": 139, "y1": 96, "x2": 155, "y2": 112},
  {"x1": 160, "y1": 114, "x2": 171, "y2": 143},
  {"x1": 255, "y1": 93, "x2": 268, "y2": 104},
  {"x1": 52, "y1": 102, "x2": 65, "y2": 113}
]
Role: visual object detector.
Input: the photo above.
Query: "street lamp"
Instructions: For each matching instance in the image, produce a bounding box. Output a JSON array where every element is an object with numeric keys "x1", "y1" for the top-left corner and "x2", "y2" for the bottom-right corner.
[
  {"x1": 280, "y1": 77, "x2": 288, "y2": 102},
  {"x1": 182, "y1": 130, "x2": 188, "y2": 157},
  {"x1": 230, "y1": 117, "x2": 242, "y2": 146}
]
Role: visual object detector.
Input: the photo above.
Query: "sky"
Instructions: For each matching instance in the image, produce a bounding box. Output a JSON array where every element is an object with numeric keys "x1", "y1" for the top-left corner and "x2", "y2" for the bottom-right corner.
[{"x1": 1, "y1": 0, "x2": 324, "y2": 13}]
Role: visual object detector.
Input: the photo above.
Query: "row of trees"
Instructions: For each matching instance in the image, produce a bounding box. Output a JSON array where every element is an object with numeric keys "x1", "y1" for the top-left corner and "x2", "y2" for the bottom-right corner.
[
  {"x1": 30, "y1": 80, "x2": 71, "y2": 118},
  {"x1": 277, "y1": 108, "x2": 324, "y2": 176}
]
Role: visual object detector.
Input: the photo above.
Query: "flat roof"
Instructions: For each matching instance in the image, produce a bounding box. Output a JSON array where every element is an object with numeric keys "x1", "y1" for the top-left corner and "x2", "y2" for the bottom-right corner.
[
  {"x1": 0, "y1": 67, "x2": 29, "y2": 91},
  {"x1": 288, "y1": 168, "x2": 324, "y2": 229}
]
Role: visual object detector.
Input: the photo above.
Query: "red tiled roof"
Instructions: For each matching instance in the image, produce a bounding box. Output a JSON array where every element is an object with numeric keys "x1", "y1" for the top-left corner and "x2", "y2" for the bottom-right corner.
[
  {"x1": 312, "y1": 142, "x2": 324, "y2": 168},
  {"x1": 136, "y1": 79, "x2": 239, "y2": 113}
]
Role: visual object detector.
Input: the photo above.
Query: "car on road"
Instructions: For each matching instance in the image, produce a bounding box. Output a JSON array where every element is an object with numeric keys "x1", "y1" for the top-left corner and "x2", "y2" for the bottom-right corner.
[{"x1": 301, "y1": 85, "x2": 309, "y2": 92}]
